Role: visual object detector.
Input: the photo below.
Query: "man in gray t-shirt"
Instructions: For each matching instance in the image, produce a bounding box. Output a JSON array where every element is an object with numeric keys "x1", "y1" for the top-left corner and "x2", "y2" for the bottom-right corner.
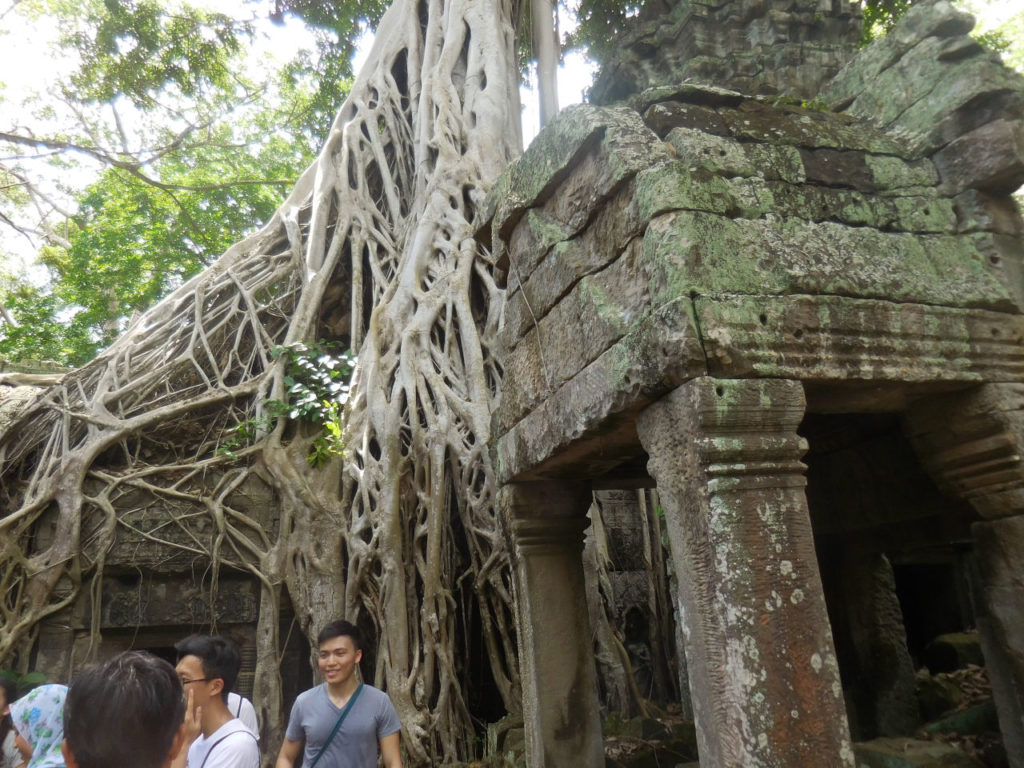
[{"x1": 275, "y1": 621, "x2": 402, "y2": 768}]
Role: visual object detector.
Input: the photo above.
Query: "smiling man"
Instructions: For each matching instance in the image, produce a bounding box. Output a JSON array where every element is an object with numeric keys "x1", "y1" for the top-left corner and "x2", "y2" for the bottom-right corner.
[{"x1": 275, "y1": 621, "x2": 402, "y2": 768}]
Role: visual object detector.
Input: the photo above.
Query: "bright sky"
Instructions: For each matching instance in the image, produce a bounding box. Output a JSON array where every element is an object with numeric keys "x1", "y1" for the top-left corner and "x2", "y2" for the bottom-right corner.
[{"x1": 0, "y1": 0, "x2": 594, "y2": 271}]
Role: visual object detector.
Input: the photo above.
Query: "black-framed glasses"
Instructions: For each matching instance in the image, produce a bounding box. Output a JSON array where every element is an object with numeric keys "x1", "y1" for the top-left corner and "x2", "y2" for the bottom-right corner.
[{"x1": 179, "y1": 677, "x2": 212, "y2": 685}]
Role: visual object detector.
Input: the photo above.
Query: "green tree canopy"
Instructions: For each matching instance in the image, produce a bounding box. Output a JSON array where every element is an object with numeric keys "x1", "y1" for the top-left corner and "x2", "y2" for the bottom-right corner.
[{"x1": 0, "y1": 0, "x2": 379, "y2": 364}]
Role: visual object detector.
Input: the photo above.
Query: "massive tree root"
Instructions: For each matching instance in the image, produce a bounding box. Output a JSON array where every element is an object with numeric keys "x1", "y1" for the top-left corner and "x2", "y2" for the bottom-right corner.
[{"x1": 0, "y1": 0, "x2": 523, "y2": 761}]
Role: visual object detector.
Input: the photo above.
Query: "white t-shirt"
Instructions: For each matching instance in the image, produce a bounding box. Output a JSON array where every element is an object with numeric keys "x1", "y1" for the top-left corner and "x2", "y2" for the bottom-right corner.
[
  {"x1": 187, "y1": 718, "x2": 259, "y2": 768},
  {"x1": 227, "y1": 693, "x2": 259, "y2": 740}
]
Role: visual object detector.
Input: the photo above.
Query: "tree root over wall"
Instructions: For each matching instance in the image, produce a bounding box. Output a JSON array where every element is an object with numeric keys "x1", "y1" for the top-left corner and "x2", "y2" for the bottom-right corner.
[{"x1": 0, "y1": 0, "x2": 523, "y2": 762}]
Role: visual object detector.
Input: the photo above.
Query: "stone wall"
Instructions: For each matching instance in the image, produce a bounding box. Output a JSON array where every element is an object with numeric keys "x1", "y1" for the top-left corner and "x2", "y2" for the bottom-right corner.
[
  {"x1": 485, "y1": 76, "x2": 1024, "y2": 483},
  {"x1": 591, "y1": 0, "x2": 862, "y2": 105},
  {"x1": 483, "y1": 1, "x2": 1024, "y2": 764}
]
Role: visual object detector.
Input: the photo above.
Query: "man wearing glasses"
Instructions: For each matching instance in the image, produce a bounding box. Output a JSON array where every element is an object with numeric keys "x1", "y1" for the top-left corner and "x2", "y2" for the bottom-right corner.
[{"x1": 171, "y1": 635, "x2": 260, "y2": 768}]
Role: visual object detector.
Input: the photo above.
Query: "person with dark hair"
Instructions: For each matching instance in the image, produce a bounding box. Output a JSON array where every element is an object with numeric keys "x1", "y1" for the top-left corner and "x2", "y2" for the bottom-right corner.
[
  {"x1": 1, "y1": 678, "x2": 25, "y2": 768},
  {"x1": 172, "y1": 635, "x2": 259, "y2": 768},
  {"x1": 275, "y1": 620, "x2": 402, "y2": 768},
  {"x1": 60, "y1": 651, "x2": 185, "y2": 768}
]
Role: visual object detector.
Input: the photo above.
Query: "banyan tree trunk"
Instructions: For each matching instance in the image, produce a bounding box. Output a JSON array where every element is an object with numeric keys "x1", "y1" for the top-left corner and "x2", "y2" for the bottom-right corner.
[{"x1": 0, "y1": 0, "x2": 524, "y2": 762}]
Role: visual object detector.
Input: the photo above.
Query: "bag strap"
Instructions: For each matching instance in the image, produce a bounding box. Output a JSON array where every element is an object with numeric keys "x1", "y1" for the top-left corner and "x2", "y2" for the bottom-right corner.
[
  {"x1": 197, "y1": 729, "x2": 259, "y2": 768},
  {"x1": 308, "y1": 683, "x2": 363, "y2": 768}
]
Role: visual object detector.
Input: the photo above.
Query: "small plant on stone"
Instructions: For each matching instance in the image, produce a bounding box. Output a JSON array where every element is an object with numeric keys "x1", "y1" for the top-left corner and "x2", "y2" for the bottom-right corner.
[{"x1": 218, "y1": 341, "x2": 356, "y2": 466}]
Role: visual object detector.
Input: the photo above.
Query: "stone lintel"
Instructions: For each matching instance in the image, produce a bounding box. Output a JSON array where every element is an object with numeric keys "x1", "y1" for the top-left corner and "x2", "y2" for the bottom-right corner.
[
  {"x1": 905, "y1": 383, "x2": 1024, "y2": 519},
  {"x1": 697, "y1": 295, "x2": 1024, "y2": 384},
  {"x1": 636, "y1": 377, "x2": 854, "y2": 768},
  {"x1": 500, "y1": 480, "x2": 603, "y2": 768}
]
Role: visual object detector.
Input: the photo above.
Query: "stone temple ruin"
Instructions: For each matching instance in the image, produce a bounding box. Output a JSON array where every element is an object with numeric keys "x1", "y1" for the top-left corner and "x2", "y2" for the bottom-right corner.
[
  {"x1": 481, "y1": 0, "x2": 1024, "y2": 765},
  {"x1": 3, "y1": 0, "x2": 1024, "y2": 766}
]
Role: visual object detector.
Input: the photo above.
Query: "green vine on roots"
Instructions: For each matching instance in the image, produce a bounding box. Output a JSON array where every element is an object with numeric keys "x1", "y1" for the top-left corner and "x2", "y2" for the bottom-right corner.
[{"x1": 218, "y1": 341, "x2": 356, "y2": 466}]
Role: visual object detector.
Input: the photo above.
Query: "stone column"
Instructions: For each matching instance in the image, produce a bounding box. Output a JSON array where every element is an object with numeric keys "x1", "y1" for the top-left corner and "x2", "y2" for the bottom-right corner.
[
  {"x1": 500, "y1": 480, "x2": 604, "y2": 768},
  {"x1": 906, "y1": 383, "x2": 1024, "y2": 767},
  {"x1": 636, "y1": 377, "x2": 854, "y2": 768},
  {"x1": 818, "y1": 542, "x2": 920, "y2": 739}
]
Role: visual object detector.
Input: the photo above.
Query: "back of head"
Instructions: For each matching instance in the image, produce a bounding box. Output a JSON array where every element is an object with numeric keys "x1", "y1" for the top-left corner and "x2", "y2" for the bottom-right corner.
[
  {"x1": 174, "y1": 634, "x2": 241, "y2": 702},
  {"x1": 64, "y1": 651, "x2": 184, "y2": 768},
  {"x1": 317, "y1": 620, "x2": 364, "y2": 651}
]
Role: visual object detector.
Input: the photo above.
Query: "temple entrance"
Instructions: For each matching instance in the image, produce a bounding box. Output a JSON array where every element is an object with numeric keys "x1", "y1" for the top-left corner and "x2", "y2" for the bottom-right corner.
[{"x1": 802, "y1": 410, "x2": 1002, "y2": 760}]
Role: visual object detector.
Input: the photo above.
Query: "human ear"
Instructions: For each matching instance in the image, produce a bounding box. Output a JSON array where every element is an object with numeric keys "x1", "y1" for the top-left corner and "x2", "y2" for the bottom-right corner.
[{"x1": 61, "y1": 738, "x2": 80, "y2": 768}]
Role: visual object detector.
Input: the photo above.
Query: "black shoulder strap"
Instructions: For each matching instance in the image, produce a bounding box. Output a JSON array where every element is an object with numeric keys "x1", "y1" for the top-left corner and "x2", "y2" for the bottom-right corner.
[{"x1": 308, "y1": 684, "x2": 364, "y2": 768}]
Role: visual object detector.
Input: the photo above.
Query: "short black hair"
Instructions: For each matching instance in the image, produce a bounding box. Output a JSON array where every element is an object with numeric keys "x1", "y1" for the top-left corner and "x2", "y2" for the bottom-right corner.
[
  {"x1": 174, "y1": 634, "x2": 240, "y2": 703},
  {"x1": 317, "y1": 620, "x2": 364, "y2": 651},
  {"x1": 64, "y1": 651, "x2": 184, "y2": 768}
]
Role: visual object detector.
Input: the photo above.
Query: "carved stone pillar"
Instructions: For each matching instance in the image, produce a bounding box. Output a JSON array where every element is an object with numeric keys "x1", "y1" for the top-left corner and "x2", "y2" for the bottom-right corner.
[
  {"x1": 906, "y1": 383, "x2": 1024, "y2": 767},
  {"x1": 636, "y1": 377, "x2": 854, "y2": 768},
  {"x1": 500, "y1": 480, "x2": 604, "y2": 768}
]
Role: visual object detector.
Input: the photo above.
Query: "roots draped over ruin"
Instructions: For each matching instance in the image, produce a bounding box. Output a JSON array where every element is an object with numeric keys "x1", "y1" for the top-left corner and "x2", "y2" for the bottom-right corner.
[{"x1": 0, "y1": 0, "x2": 523, "y2": 761}]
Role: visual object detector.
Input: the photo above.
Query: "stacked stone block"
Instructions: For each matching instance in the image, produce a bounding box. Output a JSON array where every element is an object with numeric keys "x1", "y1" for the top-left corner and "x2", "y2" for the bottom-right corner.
[
  {"x1": 591, "y1": 0, "x2": 862, "y2": 105},
  {"x1": 483, "y1": 3, "x2": 1024, "y2": 764},
  {"x1": 484, "y1": 80, "x2": 1024, "y2": 483}
]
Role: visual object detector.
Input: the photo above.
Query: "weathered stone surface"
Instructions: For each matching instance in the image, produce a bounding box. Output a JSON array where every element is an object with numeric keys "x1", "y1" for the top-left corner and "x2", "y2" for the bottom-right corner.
[
  {"x1": 822, "y1": 0, "x2": 1024, "y2": 159},
  {"x1": 891, "y1": 57, "x2": 1024, "y2": 157},
  {"x1": 717, "y1": 101, "x2": 906, "y2": 154},
  {"x1": 101, "y1": 574, "x2": 259, "y2": 627},
  {"x1": 636, "y1": 378, "x2": 855, "y2": 768},
  {"x1": 865, "y1": 154, "x2": 939, "y2": 191},
  {"x1": 501, "y1": 208, "x2": 573, "y2": 278},
  {"x1": 503, "y1": 482, "x2": 604, "y2": 768},
  {"x1": 953, "y1": 190, "x2": 1024, "y2": 236},
  {"x1": 905, "y1": 384, "x2": 1024, "y2": 520},
  {"x1": 636, "y1": 161, "x2": 955, "y2": 233},
  {"x1": 634, "y1": 83, "x2": 747, "y2": 115},
  {"x1": 922, "y1": 698, "x2": 999, "y2": 735},
  {"x1": 924, "y1": 632, "x2": 986, "y2": 673},
  {"x1": 503, "y1": 182, "x2": 643, "y2": 350},
  {"x1": 971, "y1": 515, "x2": 1024, "y2": 767},
  {"x1": 917, "y1": 669, "x2": 967, "y2": 721},
  {"x1": 591, "y1": 0, "x2": 860, "y2": 104},
  {"x1": 822, "y1": 0, "x2": 976, "y2": 110},
  {"x1": 498, "y1": 240, "x2": 653, "y2": 432},
  {"x1": 934, "y1": 119, "x2": 1024, "y2": 196},
  {"x1": 662, "y1": 124, "x2": 942, "y2": 198},
  {"x1": 493, "y1": 298, "x2": 704, "y2": 483},
  {"x1": 480, "y1": 103, "x2": 606, "y2": 238},
  {"x1": 643, "y1": 211, "x2": 1019, "y2": 311},
  {"x1": 486, "y1": 104, "x2": 665, "y2": 243},
  {"x1": 853, "y1": 737, "x2": 985, "y2": 768},
  {"x1": 844, "y1": 34, "x2": 973, "y2": 131},
  {"x1": 664, "y1": 125, "x2": 805, "y2": 183},
  {"x1": 696, "y1": 295, "x2": 1024, "y2": 383},
  {"x1": 644, "y1": 100, "x2": 732, "y2": 139},
  {"x1": 823, "y1": 550, "x2": 920, "y2": 739}
]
